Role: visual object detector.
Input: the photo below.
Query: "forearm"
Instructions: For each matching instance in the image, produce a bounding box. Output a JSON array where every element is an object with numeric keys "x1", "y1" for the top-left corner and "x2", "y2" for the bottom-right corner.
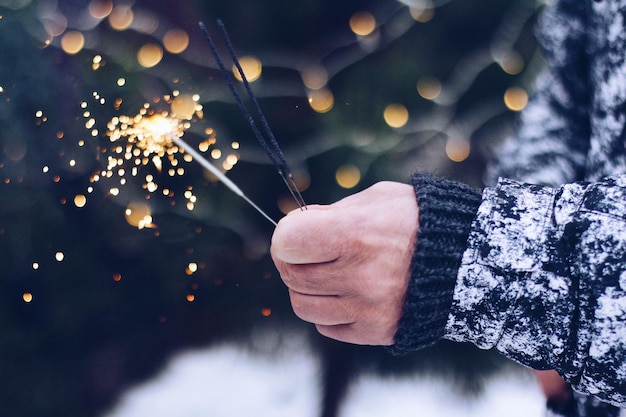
[{"x1": 446, "y1": 175, "x2": 626, "y2": 406}]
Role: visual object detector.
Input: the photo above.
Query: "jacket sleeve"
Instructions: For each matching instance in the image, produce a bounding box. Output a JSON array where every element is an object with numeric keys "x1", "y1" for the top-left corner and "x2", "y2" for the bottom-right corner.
[
  {"x1": 485, "y1": 0, "x2": 591, "y2": 187},
  {"x1": 446, "y1": 175, "x2": 626, "y2": 407}
]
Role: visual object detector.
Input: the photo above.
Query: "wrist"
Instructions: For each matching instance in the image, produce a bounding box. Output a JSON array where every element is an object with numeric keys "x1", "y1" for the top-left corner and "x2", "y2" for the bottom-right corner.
[{"x1": 389, "y1": 172, "x2": 482, "y2": 355}]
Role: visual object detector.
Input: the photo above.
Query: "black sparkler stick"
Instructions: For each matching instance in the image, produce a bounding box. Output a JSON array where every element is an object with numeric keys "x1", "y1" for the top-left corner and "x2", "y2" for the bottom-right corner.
[{"x1": 199, "y1": 20, "x2": 307, "y2": 210}]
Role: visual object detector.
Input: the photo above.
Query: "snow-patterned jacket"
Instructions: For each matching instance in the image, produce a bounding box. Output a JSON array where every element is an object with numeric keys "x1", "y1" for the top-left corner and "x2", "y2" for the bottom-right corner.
[{"x1": 392, "y1": 0, "x2": 626, "y2": 412}]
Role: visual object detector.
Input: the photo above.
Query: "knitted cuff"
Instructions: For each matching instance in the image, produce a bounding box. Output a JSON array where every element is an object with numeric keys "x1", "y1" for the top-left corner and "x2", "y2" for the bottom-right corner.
[{"x1": 388, "y1": 172, "x2": 483, "y2": 355}]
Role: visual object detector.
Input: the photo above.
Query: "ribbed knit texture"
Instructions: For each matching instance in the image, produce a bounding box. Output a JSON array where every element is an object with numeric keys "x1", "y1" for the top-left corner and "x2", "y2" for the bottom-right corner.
[{"x1": 389, "y1": 172, "x2": 482, "y2": 355}]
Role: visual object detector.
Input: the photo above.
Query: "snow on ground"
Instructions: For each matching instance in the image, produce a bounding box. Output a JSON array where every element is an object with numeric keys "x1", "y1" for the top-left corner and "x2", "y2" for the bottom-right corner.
[{"x1": 103, "y1": 331, "x2": 544, "y2": 417}]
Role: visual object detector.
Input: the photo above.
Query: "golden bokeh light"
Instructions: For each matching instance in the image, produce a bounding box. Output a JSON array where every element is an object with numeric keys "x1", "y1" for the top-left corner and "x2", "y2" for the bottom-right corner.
[
  {"x1": 186, "y1": 262, "x2": 198, "y2": 275},
  {"x1": 410, "y1": 5, "x2": 435, "y2": 22},
  {"x1": 23, "y1": 293, "x2": 33, "y2": 303},
  {"x1": 163, "y1": 29, "x2": 190, "y2": 54},
  {"x1": 171, "y1": 94, "x2": 196, "y2": 120},
  {"x1": 302, "y1": 66, "x2": 329, "y2": 90},
  {"x1": 417, "y1": 76, "x2": 442, "y2": 100},
  {"x1": 61, "y1": 31, "x2": 85, "y2": 55},
  {"x1": 504, "y1": 87, "x2": 529, "y2": 111},
  {"x1": 186, "y1": 294, "x2": 195, "y2": 302},
  {"x1": 32, "y1": 262, "x2": 39, "y2": 270},
  {"x1": 445, "y1": 137, "x2": 471, "y2": 162},
  {"x1": 137, "y1": 43, "x2": 163, "y2": 68},
  {"x1": 350, "y1": 11, "x2": 376, "y2": 36},
  {"x1": 55, "y1": 252, "x2": 65, "y2": 262},
  {"x1": 232, "y1": 56, "x2": 262, "y2": 82},
  {"x1": 336, "y1": 165, "x2": 361, "y2": 189},
  {"x1": 383, "y1": 103, "x2": 409, "y2": 128},
  {"x1": 108, "y1": 6, "x2": 134, "y2": 31},
  {"x1": 498, "y1": 51, "x2": 524, "y2": 75},
  {"x1": 89, "y1": 0, "x2": 113, "y2": 19},
  {"x1": 307, "y1": 89, "x2": 334, "y2": 113},
  {"x1": 125, "y1": 202, "x2": 153, "y2": 229},
  {"x1": 74, "y1": 194, "x2": 87, "y2": 208}
]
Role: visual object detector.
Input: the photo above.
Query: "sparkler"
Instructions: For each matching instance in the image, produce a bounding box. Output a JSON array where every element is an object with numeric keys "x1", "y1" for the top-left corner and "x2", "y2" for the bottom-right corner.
[
  {"x1": 199, "y1": 20, "x2": 307, "y2": 211},
  {"x1": 102, "y1": 107, "x2": 278, "y2": 226}
]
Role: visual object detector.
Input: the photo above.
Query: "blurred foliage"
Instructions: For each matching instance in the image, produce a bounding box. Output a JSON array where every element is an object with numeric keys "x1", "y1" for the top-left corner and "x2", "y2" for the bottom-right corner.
[{"x1": 0, "y1": 0, "x2": 542, "y2": 416}]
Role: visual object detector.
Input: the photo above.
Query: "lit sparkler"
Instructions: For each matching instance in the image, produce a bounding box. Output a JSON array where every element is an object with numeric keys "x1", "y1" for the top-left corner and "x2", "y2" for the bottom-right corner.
[{"x1": 99, "y1": 103, "x2": 277, "y2": 225}]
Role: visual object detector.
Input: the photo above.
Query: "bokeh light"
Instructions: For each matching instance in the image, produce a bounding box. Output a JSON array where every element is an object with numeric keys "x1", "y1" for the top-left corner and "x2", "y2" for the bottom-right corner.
[
  {"x1": 125, "y1": 202, "x2": 153, "y2": 229},
  {"x1": 417, "y1": 76, "x2": 442, "y2": 100},
  {"x1": 74, "y1": 194, "x2": 87, "y2": 208},
  {"x1": 171, "y1": 94, "x2": 197, "y2": 120},
  {"x1": 89, "y1": 0, "x2": 113, "y2": 19},
  {"x1": 504, "y1": 87, "x2": 529, "y2": 111},
  {"x1": 108, "y1": 6, "x2": 134, "y2": 31},
  {"x1": 163, "y1": 29, "x2": 189, "y2": 54},
  {"x1": 61, "y1": 31, "x2": 85, "y2": 55},
  {"x1": 307, "y1": 89, "x2": 334, "y2": 113},
  {"x1": 445, "y1": 137, "x2": 471, "y2": 162},
  {"x1": 498, "y1": 51, "x2": 524, "y2": 75},
  {"x1": 232, "y1": 56, "x2": 262, "y2": 82},
  {"x1": 350, "y1": 11, "x2": 376, "y2": 36},
  {"x1": 383, "y1": 104, "x2": 409, "y2": 128},
  {"x1": 302, "y1": 66, "x2": 329, "y2": 90},
  {"x1": 137, "y1": 43, "x2": 163, "y2": 68},
  {"x1": 23, "y1": 293, "x2": 33, "y2": 303},
  {"x1": 336, "y1": 165, "x2": 361, "y2": 189}
]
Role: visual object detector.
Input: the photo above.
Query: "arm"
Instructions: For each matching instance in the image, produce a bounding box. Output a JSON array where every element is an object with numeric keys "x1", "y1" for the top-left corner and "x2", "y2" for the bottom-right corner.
[
  {"x1": 445, "y1": 175, "x2": 626, "y2": 407},
  {"x1": 272, "y1": 173, "x2": 626, "y2": 406}
]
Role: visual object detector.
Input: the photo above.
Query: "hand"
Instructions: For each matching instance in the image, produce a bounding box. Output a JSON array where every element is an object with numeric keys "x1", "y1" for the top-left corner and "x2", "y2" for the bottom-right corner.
[{"x1": 270, "y1": 181, "x2": 419, "y2": 345}]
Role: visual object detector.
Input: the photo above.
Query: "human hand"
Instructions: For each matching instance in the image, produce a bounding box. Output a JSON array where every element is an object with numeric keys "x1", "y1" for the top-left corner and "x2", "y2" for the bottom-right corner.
[{"x1": 270, "y1": 181, "x2": 419, "y2": 345}]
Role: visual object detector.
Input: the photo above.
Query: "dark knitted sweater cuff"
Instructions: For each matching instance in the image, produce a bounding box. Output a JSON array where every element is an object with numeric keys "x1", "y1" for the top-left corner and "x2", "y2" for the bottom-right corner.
[{"x1": 388, "y1": 172, "x2": 482, "y2": 355}]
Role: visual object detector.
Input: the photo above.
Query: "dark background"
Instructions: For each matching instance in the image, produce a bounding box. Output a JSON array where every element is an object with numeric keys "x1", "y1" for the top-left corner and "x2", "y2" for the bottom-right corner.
[{"x1": 0, "y1": 1, "x2": 541, "y2": 416}]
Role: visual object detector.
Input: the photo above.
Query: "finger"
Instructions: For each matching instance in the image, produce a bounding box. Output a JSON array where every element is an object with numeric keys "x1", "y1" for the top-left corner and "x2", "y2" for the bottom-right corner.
[
  {"x1": 275, "y1": 260, "x2": 346, "y2": 295},
  {"x1": 315, "y1": 323, "x2": 395, "y2": 346},
  {"x1": 288, "y1": 290, "x2": 355, "y2": 326},
  {"x1": 271, "y1": 207, "x2": 345, "y2": 265}
]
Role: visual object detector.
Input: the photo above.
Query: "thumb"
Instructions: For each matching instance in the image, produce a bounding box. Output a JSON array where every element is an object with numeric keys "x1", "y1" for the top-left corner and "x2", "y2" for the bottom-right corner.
[{"x1": 271, "y1": 207, "x2": 342, "y2": 265}]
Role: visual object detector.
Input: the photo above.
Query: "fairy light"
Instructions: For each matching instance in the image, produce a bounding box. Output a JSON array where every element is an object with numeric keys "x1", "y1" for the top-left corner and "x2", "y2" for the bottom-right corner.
[
  {"x1": 108, "y1": 5, "x2": 134, "y2": 30},
  {"x1": 417, "y1": 76, "x2": 442, "y2": 100},
  {"x1": 61, "y1": 31, "x2": 85, "y2": 55},
  {"x1": 137, "y1": 43, "x2": 163, "y2": 68},
  {"x1": 302, "y1": 66, "x2": 329, "y2": 90},
  {"x1": 74, "y1": 194, "x2": 87, "y2": 207},
  {"x1": 185, "y1": 262, "x2": 198, "y2": 275},
  {"x1": 23, "y1": 293, "x2": 33, "y2": 303},
  {"x1": 446, "y1": 137, "x2": 471, "y2": 162},
  {"x1": 55, "y1": 251, "x2": 65, "y2": 262},
  {"x1": 350, "y1": 11, "x2": 376, "y2": 36},
  {"x1": 124, "y1": 202, "x2": 153, "y2": 229},
  {"x1": 504, "y1": 87, "x2": 529, "y2": 111},
  {"x1": 163, "y1": 29, "x2": 190, "y2": 54},
  {"x1": 89, "y1": 0, "x2": 113, "y2": 19},
  {"x1": 232, "y1": 56, "x2": 262, "y2": 82},
  {"x1": 336, "y1": 165, "x2": 361, "y2": 189},
  {"x1": 497, "y1": 51, "x2": 524, "y2": 75},
  {"x1": 383, "y1": 104, "x2": 409, "y2": 128},
  {"x1": 308, "y1": 89, "x2": 334, "y2": 113}
]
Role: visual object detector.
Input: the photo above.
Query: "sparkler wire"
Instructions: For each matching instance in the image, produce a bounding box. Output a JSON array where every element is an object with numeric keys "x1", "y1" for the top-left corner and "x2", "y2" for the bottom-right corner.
[
  {"x1": 169, "y1": 133, "x2": 277, "y2": 226},
  {"x1": 199, "y1": 21, "x2": 307, "y2": 210}
]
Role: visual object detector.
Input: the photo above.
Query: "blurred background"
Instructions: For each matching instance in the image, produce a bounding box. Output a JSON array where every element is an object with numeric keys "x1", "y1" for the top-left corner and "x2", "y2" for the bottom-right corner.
[{"x1": 0, "y1": 0, "x2": 544, "y2": 416}]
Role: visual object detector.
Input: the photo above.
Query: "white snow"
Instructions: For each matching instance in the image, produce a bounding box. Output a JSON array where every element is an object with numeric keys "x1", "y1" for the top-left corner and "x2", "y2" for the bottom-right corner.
[{"x1": 102, "y1": 331, "x2": 545, "y2": 417}]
